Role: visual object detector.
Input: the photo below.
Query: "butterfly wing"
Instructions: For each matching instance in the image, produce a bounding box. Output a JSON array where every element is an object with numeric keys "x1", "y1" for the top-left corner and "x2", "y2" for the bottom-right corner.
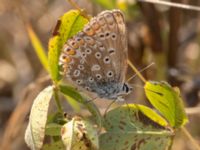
[{"x1": 60, "y1": 10, "x2": 128, "y2": 99}]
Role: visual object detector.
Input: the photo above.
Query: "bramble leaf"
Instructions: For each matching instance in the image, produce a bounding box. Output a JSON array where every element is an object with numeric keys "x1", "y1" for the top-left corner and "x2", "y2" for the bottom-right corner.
[
  {"x1": 100, "y1": 104, "x2": 173, "y2": 150},
  {"x1": 61, "y1": 116, "x2": 99, "y2": 150},
  {"x1": 25, "y1": 86, "x2": 53, "y2": 150},
  {"x1": 48, "y1": 10, "x2": 88, "y2": 82},
  {"x1": 144, "y1": 81, "x2": 188, "y2": 128}
]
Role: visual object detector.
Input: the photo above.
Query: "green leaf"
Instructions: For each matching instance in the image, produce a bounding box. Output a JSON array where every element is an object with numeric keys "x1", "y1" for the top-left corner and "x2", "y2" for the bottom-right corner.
[
  {"x1": 25, "y1": 86, "x2": 53, "y2": 150},
  {"x1": 64, "y1": 95, "x2": 81, "y2": 112},
  {"x1": 136, "y1": 104, "x2": 168, "y2": 127},
  {"x1": 59, "y1": 84, "x2": 102, "y2": 127},
  {"x1": 42, "y1": 141, "x2": 64, "y2": 150},
  {"x1": 59, "y1": 84, "x2": 86, "y2": 104},
  {"x1": 26, "y1": 25, "x2": 48, "y2": 71},
  {"x1": 100, "y1": 104, "x2": 173, "y2": 150},
  {"x1": 48, "y1": 10, "x2": 88, "y2": 82},
  {"x1": 45, "y1": 123, "x2": 62, "y2": 136},
  {"x1": 61, "y1": 116, "x2": 99, "y2": 150},
  {"x1": 144, "y1": 81, "x2": 188, "y2": 128},
  {"x1": 47, "y1": 112, "x2": 68, "y2": 125}
]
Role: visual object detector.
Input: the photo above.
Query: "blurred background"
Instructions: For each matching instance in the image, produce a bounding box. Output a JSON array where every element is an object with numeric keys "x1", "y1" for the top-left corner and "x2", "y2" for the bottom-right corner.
[{"x1": 0, "y1": 0, "x2": 200, "y2": 149}]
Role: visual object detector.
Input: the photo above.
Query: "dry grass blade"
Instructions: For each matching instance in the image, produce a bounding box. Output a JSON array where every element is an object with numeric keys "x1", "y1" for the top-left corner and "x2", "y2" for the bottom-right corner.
[
  {"x1": 1, "y1": 75, "x2": 50, "y2": 150},
  {"x1": 138, "y1": 0, "x2": 200, "y2": 11},
  {"x1": 26, "y1": 24, "x2": 49, "y2": 71}
]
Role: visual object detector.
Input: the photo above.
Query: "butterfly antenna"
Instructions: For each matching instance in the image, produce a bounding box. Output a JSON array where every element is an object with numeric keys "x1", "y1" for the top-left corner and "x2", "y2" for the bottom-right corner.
[
  {"x1": 128, "y1": 83, "x2": 145, "y2": 90},
  {"x1": 138, "y1": 0, "x2": 200, "y2": 12},
  {"x1": 127, "y1": 59, "x2": 147, "y2": 83},
  {"x1": 127, "y1": 62, "x2": 155, "y2": 83},
  {"x1": 67, "y1": 0, "x2": 91, "y2": 20},
  {"x1": 67, "y1": 0, "x2": 82, "y2": 11}
]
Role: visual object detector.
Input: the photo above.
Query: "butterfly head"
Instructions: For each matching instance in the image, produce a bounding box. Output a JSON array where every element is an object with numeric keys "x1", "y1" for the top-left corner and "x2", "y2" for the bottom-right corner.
[{"x1": 115, "y1": 83, "x2": 132, "y2": 101}]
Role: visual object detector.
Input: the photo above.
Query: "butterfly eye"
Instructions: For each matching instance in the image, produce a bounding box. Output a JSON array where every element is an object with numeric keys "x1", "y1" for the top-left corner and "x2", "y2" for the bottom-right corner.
[{"x1": 122, "y1": 84, "x2": 131, "y2": 93}]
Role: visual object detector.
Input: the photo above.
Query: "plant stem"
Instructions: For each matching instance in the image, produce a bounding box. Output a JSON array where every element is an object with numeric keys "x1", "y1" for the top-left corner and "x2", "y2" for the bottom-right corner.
[
  {"x1": 54, "y1": 87, "x2": 63, "y2": 112},
  {"x1": 127, "y1": 59, "x2": 147, "y2": 83},
  {"x1": 181, "y1": 127, "x2": 200, "y2": 150}
]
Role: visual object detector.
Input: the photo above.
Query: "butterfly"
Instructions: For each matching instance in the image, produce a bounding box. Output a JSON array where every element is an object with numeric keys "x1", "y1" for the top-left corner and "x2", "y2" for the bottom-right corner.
[{"x1": 59, "y1": 9, "x2": 132, "y2": 101}]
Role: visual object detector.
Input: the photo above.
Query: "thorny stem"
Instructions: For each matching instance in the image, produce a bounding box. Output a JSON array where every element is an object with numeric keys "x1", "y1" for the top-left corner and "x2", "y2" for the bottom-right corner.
[
  {"x1": 127, "y1": 59, "x2": 147, "y2": 83},
  {"x1": 181, "y1": 127, "x2": 200, "y2": 150}
]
